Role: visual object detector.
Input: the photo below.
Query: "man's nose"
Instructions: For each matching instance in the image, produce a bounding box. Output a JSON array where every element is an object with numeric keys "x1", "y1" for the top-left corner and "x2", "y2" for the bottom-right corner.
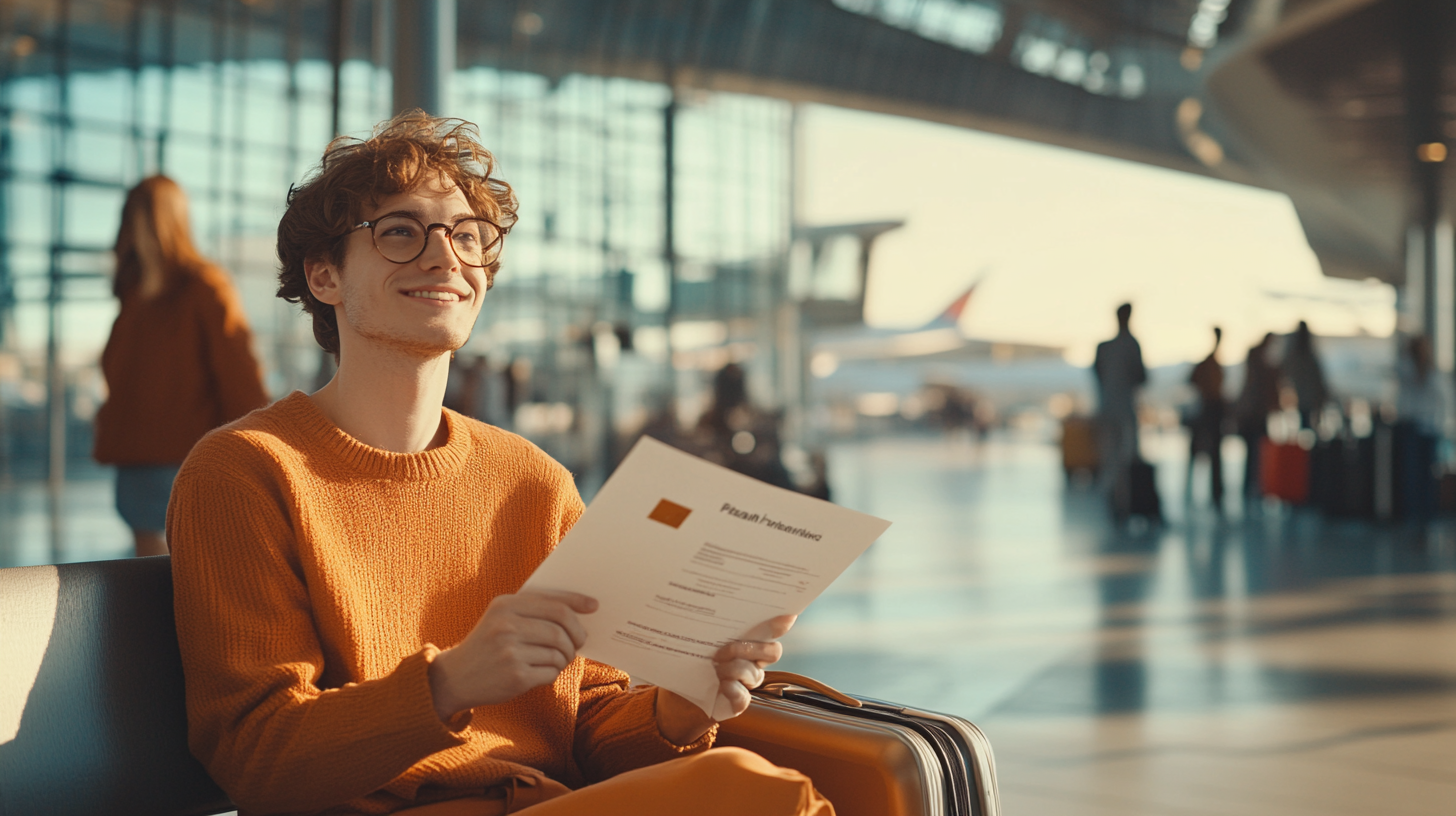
[{"x1": 419, "y1": 226, "x2": 460, "y2": 269}]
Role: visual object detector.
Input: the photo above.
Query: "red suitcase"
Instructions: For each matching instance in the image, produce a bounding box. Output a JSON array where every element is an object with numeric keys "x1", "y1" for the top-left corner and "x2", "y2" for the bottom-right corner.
[{"x1": 1260, "y1": 438, "x2": 1310, "y2": 504}]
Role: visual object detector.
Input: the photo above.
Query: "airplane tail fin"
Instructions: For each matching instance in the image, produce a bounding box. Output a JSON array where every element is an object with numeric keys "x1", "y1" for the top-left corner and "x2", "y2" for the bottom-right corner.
[
  {"x1": 923, "y1": 268, "x2": 987, "y2": 329},
  {"x1": 934, "y1": 287, "x2": 975, "y2": 326}
]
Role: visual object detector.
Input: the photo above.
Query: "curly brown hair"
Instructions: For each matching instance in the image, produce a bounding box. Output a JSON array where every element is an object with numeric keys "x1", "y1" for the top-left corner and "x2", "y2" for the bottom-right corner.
[{"x1": 276, "y1": 111, "x2": 518, "y2": 357}]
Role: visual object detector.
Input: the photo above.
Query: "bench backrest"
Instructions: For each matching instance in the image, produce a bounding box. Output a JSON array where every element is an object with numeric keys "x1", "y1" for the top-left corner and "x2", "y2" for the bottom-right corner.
[{"x1": 0, "y1": 556, "x2": 232, "y2": 816}]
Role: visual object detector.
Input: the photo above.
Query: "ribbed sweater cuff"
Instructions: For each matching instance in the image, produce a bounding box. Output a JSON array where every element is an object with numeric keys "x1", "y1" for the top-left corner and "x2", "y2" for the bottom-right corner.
[
  {"x1": 386, "y1": 647, "x2": 474, "y2": 749},
  {"x1": 420, "y1": 644, "x2": 476, "y2": 733},
  {"x1": 601, "y1": 686, "x2": 717, "y2": 760},
  {"x1": 656, "y1": 688, "x2": 718, "y2": 754}
]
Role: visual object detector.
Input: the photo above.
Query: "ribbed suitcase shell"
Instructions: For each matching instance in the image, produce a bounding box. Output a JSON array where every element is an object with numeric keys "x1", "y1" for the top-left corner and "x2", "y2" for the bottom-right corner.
[{"x1": 717, "y1": 683, "x2": 1000, "y2": 816}]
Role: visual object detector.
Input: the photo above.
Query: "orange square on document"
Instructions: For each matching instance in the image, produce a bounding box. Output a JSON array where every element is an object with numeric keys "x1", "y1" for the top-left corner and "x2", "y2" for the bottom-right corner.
[{"x1": 648, "y1": 499, "x2": 692, "y2": 529}]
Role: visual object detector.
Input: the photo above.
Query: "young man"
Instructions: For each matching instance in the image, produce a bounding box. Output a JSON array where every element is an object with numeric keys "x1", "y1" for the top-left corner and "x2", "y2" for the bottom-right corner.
[{"x1": 168, "y1": 113, "x2": 831, "y2": 816}]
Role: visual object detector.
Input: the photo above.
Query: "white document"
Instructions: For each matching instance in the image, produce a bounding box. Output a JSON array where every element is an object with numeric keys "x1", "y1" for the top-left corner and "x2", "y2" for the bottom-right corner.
[{"x1": 521, "y1": 436, "x2": 891, "y2": 718}]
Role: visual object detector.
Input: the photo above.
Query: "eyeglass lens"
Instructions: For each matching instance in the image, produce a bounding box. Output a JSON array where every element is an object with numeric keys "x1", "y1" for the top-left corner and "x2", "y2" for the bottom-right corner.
[{"x1": 372, "y1": 215, "x2": 501, "y2": 267}]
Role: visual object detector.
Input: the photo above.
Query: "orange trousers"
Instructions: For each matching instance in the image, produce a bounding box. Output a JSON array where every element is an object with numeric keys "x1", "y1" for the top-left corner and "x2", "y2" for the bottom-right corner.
[{"x1": 394, "y1": 747, "x2": 833, "y2": 816}]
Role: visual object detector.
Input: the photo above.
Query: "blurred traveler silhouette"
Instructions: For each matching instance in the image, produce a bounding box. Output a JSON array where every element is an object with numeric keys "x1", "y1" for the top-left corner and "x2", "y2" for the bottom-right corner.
[
  {"x1": 802, "y1": 450, "x2": 832, "y2": 502},
  {"x1": 94, "y1": 176, "x2": 269, "y2": 557},
  {"x1": 1396, "y1": 335, "x2": 1444, "y2": 518},
  {"x1": 1187, "y1": 327, "x2": 1226, "y2": 510},
  {"x1": 1093, "y1": 303, "x2": 1147, "y2": 515},
  {"x1": 1234, "y1": 332, "x2": 1281, "y2": 498},
  {"x1": 504, "y1": 356, "x2": 532, "y2": 428},
  {"x1": 1282, "y1": 321, "x2": 1329, "y2": 429},
  {"x1": 639, "y1": 391, "x2": 685, "y2": 451},
  {"x1": 1398, "y1": 335, "x2": 1444, "y2": 433},
  {"x1": 444, "y1": 353, "x2": 490, "y2": 421},
  {"x1": 695, "y1": 362, "x2": 794, "y2": 489}
]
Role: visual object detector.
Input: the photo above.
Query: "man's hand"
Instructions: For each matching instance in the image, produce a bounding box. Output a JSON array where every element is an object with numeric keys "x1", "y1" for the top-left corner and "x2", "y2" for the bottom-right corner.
[
  {"x1": 428, "y1": 590, "x2": 597, "y2": 721},
  {"x1": 654, "y1": 614, "x2": 797, "y2": 745}
]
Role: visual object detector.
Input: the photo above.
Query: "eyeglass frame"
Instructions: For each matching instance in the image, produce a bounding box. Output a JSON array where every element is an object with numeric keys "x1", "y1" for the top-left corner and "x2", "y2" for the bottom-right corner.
[{"x1": 349, "y1": 213, "x2": 507, "y2": 268}]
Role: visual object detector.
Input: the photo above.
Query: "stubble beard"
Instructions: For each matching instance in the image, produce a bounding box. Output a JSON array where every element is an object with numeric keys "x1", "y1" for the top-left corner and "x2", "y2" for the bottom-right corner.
[{"x1": 341, "y1": 289, "x2": 469, "y2": 361}]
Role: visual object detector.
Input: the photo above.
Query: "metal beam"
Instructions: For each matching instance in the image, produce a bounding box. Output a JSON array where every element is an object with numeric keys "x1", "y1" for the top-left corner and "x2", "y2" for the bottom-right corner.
[
  {"x1": 455, "y1": 0, "x2": 1215, "y2": 175},
  {"x1": 392, "y1": 0, "x2": 456, "y2": 116}
]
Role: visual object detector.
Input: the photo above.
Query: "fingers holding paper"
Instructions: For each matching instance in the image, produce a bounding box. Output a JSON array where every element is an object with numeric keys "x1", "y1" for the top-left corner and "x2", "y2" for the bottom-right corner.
[
  {"x1": 428, "y1": 590, "x2": 598, "y2": 720},
  {"x1": 709, "y1": 613, "x2": 797, "y2": 722},
  {"x1": 739, "y1": 613, "x2": 797, "y2": 643},
  {"x1": 654, "y1": 614, "x2": 797, "y2": 743},
  {"x1": 712, "y1": 638, "x2": 779, "y2": 710}
]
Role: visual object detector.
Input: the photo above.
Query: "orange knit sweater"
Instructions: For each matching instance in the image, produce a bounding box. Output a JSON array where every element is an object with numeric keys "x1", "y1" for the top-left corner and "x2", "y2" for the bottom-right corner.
[
  {"x1": 168, "y1": 392, "x2": 713, "y2": 816},
  {"x1": 95, "y1": 263, "x2": 270, "y2": 465}
]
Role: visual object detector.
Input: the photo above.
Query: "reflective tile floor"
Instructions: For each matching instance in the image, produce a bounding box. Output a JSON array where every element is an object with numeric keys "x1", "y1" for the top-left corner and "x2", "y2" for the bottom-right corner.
[
  {"x1": 781, "y1": 433, "x2": 1456, "y2": 815},
  {"x1": 0, "y1": 466, "x2": 133, "y2": 569},
  {"x1": 4, "y1": 433, "x2": 1456, "y2": 814}
]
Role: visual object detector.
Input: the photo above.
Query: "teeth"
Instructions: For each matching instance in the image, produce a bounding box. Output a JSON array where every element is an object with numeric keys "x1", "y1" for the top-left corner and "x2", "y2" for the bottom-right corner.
[{"x1": 406, "y1": 290, "x2": 459, "y2": 301}]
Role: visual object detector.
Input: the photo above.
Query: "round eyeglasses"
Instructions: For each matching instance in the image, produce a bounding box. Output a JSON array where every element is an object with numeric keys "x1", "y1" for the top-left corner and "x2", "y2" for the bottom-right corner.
[{"x1": 351, "y1": 214, "x2": 505, "y2": 268}]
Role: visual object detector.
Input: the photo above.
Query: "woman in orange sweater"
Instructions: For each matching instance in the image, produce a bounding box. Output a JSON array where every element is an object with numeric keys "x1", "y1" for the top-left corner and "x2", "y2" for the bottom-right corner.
[{"x1": 94, "y1": 176, "x2": 270, "y2": 557}]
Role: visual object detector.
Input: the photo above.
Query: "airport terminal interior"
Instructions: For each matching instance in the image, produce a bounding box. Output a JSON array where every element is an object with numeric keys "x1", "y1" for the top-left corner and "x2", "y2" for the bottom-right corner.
[{"x1": 3, "y1": 1, "x2": 1456, "y2": 814}]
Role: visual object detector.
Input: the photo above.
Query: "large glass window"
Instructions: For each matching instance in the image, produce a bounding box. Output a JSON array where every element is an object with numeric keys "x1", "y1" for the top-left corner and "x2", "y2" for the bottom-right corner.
[{"x1": 0, "y1": 0, "x2": 792, "y2": 488}]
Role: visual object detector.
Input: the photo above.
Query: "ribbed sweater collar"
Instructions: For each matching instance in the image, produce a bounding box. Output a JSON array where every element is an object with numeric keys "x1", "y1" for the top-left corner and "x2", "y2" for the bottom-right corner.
[{"x1": 276, "y1": 391, "x2": 472, "y2": 482}]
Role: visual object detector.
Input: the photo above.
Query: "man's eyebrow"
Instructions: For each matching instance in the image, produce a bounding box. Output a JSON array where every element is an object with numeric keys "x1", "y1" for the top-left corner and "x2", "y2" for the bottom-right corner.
[
  {"x1": 372, "y1": 208, "x2": 426, "y2": 222},
  {"x1": 370, "y1": 209, "x2": 480, "y2": 224}
]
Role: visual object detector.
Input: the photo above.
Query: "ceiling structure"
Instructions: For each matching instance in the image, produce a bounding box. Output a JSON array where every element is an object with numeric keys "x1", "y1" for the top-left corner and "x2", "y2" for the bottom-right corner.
[
  {"x1": 17, "y1": 0, "x2": 1429, "y2": 285},
  {"x1": 10, "y1": 0, "x2": 1251, "y2": 179},
  {"x1": 1209, "y1": 0, "x2": 1455, "y2": 285},
  {"x1": 465, "y1": 0, "x2": 1439, "y2": 285},
  {"x1": 458, "y1": 0, "x2": 1254, "y2": 178}
]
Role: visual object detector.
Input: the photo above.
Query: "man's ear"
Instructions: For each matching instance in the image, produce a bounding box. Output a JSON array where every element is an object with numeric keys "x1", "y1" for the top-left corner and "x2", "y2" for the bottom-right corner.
[{"x1": 304, "y1": 257, "x2": 343, "y2": 306}]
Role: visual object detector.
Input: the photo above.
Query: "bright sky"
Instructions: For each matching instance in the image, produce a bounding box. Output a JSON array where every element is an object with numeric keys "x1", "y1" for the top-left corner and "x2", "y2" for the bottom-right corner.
[{"x1": 800, "y1": 104, "x2": 1397, "y2": 367}]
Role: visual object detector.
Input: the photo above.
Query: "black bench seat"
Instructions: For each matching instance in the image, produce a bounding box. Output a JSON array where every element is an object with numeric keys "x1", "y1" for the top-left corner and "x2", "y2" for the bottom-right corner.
[{"x1": 0, "y1": 557, "x2": 233, "y2": 816}]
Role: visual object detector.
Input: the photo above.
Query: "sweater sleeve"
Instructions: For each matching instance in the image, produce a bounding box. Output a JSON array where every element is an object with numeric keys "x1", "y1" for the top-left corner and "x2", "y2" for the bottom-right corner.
[
  {"x1": 168, "y1": 448, "x2": 467, "y2": 815},
  {"x1": 572, "y1": 665, "x2": 716, "y2": 782},
  {"x1": 195, "y1": 270, "x2": 270, "y2": 422}
]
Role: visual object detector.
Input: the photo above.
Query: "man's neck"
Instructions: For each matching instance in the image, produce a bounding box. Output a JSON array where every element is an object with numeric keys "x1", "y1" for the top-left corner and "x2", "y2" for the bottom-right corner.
[{"x1": 309, "y1": 345, "x2": 452, "y2": 453}]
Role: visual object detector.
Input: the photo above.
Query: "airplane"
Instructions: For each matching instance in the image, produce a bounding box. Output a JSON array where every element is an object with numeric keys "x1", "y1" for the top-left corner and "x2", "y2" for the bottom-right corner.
[{"x1": 807, "y1": 273, "x2": 986, "y2": 365}]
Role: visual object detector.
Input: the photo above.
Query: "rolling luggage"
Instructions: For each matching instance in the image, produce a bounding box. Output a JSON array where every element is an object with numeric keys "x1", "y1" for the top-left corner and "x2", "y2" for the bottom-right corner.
[
  {"x1": 1441, "y1": 471, "x2": 1456, "y2": 515},
  {"x1": 1310, "y1": 435, "x2": 1375, "y2": 518},
  {"x1": 1060, "y1": 415, "x2": 1099, "y2": 479},
  {"x1": 1260, "y1": 438, "x2": 1309, "y2": 504},
  {"x1": 1128, "y1": 458, "x2": 1161, "y2": 521},
  {"x1": 1393, "y1": 421, "x2": 1438, "y2": 520},
  {"x1": 718, "y1": 672, "x2": 1000, "y2": 816}
]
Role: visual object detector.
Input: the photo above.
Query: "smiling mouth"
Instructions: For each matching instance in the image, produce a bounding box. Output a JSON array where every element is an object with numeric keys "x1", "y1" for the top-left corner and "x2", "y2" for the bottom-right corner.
[{"x1": 404, "y1": 290, "x2": 465, "y2": 302}]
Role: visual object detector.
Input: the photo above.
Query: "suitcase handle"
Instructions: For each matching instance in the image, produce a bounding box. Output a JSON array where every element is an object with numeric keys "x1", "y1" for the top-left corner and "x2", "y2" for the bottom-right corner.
[{"x1": 755, "y1": 671, "x2": 863, "y2": 708}]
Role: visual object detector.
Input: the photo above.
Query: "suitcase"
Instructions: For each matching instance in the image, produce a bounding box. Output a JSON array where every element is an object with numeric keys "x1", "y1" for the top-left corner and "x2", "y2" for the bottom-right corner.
[
  {"x1": 1060, "y1": 415, "x2": 1099, "y2": 479},
  {"x1": 1128, "y1": 458, "x2": 1161, "y2": 521},
  {"x1": 1441, "y1": 471, "x2": 1456, "y2": 515},
  {"x1": 1311, "y1": 435, "x2": 1375, "y2": 518},
  {"x1": 1260, "y1": 438, "x2": 1310, "y2": 504},
  {"x1": 1393, "y1": 421, "x2": 1438, "y2": 520},
  {"x1": 717, "y1": 672, "x2": 1000, "y2": 816}
]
